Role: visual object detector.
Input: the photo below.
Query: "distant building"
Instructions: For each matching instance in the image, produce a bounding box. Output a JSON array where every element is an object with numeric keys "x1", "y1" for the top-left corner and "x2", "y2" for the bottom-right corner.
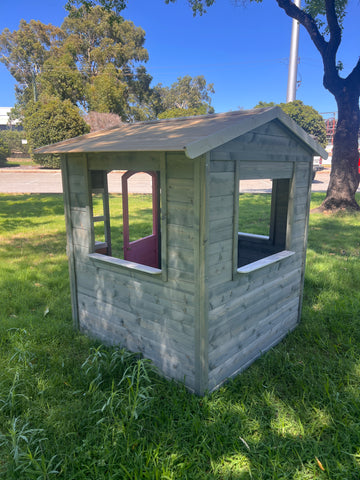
[
  {"x1": 0, "y1": 107, "x2": 20, "y2": 130},
  {"x1": 325, "y1": 116, "x2": 336, "y2": 145}
]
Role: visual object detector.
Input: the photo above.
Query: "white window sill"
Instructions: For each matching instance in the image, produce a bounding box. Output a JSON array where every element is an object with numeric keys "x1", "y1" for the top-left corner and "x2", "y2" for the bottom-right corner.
[
  {"x1": 237, "y1": 250, "x2": 295, "y2": 274},
  {"x1": 238, "y1": 232, "x2": 269, "y2": 241},
  {"x1": 88, "y1": 253, "x2": 162, "y2": 275}
]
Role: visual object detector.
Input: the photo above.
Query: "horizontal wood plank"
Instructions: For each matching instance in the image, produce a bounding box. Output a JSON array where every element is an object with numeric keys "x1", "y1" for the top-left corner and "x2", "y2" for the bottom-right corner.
[
  {"x1": 208, "y1": 308, "x2": 299, "y2": 391},
  {"x1": 209, "y1": 172, "x2": 234, "y2": 197},
  {"x1": 88, "y1": 152, "x2": 160, "y2": 171},
  {"x1": 208, "y1": 195, "x2": 234, "y2": 221},
  {"x1": 239, "y1": 162, "x2": 293, "y2": 179},
  {"x1": 76, "y1": 259, "x2": 196, "y2": 319},
  {"x1": 167, "y1": 178, "x2": 194, "y2": 204},
  {"x1": 167, "y1": 201, "x2": 194, "y2": 227},
  {"x1": 209, "y1": 160, "x2": 235, "y2": 172}
]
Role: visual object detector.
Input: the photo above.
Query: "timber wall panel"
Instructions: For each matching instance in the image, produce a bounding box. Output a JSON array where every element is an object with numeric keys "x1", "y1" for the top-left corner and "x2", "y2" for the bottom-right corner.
[
  {"x1": 208, "y1": 299, "x2": 299, "y2": 390},
  {"x1": 78, "y1": 297, "x2": 196, "y2": 391},
  {"x1": 238, "y1": 162, "x2": 293, "y2": 179},
  {"x1": 76, "y1": 257, "x2": 196, "y2": 388},
  {"x1": 206, "y1": 146, "x2": 312, "y2": 391},
  {"x1": 87, "y1": 152, "x2": 160, "y2": 172},
  {"x1": 76, "y1": 261, "x2": 195, "y2": 322},
  {"x1": 207, "y1": 162, "x2": 235, "y2": 287},
  {"x1": 207, "y1": 257, "x2": 302, "y2": 391},
  {"x1": 166, "y1": 154, "x2": 196, "y2": 290},
  {"x1": 69, "y1": 151, "x2": 198, "y2": 389}
]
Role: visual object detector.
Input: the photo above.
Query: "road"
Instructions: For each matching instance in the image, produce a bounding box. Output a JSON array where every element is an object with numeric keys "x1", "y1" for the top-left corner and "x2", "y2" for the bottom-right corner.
[{"x1": 0, "y1": 167, "x2": 334, "y2": 194}]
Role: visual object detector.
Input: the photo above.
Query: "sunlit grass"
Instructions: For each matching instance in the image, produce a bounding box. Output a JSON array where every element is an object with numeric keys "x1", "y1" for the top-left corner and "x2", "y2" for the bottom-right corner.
[
  {"x1": 92, "y1": 193, "x2": 153, "y2": 258},
  {"x1": 0, "y1": 192, "x2": 360, "y2": 478}
]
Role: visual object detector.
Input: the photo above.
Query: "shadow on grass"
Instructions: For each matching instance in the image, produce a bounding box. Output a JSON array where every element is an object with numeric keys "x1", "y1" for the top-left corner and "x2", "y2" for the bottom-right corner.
[
  {"x1": 0, "y1": 194, "x2": 65, "y2": 233},
  {"x1": 136, "y1": 297, "x2": 360, "y2": 478}
]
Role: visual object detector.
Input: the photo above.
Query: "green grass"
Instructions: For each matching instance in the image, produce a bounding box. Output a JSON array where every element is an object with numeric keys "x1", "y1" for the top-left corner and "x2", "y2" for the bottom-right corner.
[
  {"x1": 2, "y1": 157, "x2": 38, "y2": 168},
  {"x1": 93, "y1": 193, "x2": 154, "y2": 258},
  {"x1": 239, "y1": 192, "x2": 272, "y2": 236},
  {"x1": 1, "y1": 192, "x2": 360, "y2": 479}
]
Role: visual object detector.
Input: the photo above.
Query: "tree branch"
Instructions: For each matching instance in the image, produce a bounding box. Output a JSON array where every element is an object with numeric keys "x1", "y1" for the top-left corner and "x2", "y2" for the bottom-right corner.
[
  {"x1": 275, "y1": 0, "x2": 327, "y2": 56},
  {"x1": 325, "y1": 0, "x2": 342, "y2": 61},
  {"x1": 275, "y1": 0, "x2": 344, "y2": 93},
  {"x1": 346, "y1": 57, "x2": 360, "y2": 95}
]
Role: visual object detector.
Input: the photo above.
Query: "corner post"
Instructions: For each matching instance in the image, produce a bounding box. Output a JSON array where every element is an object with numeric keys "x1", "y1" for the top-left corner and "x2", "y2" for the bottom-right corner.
[
  {"x1": 194, "y1": 154, "x2": 210, "y2": 395},
  {"x1": 61, "y1": 154, "x2": 79, "y2": 329}
]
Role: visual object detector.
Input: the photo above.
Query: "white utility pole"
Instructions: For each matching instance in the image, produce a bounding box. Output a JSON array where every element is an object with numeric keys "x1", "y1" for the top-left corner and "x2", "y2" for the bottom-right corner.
[{"x1": 286, "y1": 0, "x2": 301, "y2": 102}]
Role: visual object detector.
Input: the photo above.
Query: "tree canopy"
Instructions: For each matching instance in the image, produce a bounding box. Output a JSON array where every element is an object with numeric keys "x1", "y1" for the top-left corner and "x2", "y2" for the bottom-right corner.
[
  {"x1": 0, "y1": 6, "x2": 214, "y2": 123},
  {"x1": 0, "y1": 3, "x2": 215, "y2": 166},
  {"x1": 157, "y1": 75, "x2": 214, "y2": 112},
  {"x1": 0, "y1": 6, "x2": 151, "y2": 120},
  {"x1": 0, "y1": 20, "x2": 63, "y2": 107},
  {"x1": 256, "y1": 100, "x2": 327, "y2": 146}
]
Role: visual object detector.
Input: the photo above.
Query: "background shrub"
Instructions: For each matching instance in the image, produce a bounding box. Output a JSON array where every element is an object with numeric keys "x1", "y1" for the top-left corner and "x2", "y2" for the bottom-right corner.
[
  {"x1": 24, "y1": 97, "x2": 90, "y2": 168},
  {"x1": 0, "y1": 138, "x2": 10, "y2": 164},
  {"x1": 0, "y1": 130, "x2": 29, "y2": 157}
]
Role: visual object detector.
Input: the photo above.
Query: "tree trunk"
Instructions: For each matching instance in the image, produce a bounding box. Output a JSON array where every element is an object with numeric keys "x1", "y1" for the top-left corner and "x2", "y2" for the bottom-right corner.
[{"x1": 321, "y1": 89, "x2": 360, "y2": 211}]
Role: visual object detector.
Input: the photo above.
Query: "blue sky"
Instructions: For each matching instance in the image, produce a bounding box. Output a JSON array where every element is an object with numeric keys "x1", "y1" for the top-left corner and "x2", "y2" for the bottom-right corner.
[{"x1": 0, "y1": 0, "x2": 358, "y2": 118}]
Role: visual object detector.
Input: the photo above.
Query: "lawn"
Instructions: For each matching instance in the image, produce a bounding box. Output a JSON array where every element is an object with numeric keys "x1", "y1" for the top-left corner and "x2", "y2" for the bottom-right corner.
[
  {"x1": 2, "y1": 157, "x2": 38, "y2": 168},
  {"x1": 0, "y1": 192, "x2": 360, "y2": 479}
]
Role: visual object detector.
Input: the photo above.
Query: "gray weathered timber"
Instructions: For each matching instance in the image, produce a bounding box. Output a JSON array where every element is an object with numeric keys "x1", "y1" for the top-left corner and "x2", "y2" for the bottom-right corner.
[
  {"x1": 41, "y1": 108, "x2": 324, "y2": 395},
  {"x1": 193, "y1": 154, "x2": 210, "y2": 394},
  {"x1": 61, "y1": 155, "x2": 79, "y2": 328}
]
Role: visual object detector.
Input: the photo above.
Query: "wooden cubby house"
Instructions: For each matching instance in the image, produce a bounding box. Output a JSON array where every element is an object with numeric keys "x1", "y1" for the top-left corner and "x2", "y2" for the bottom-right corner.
[{"x1": 37, "y1": 107, "x2": 327, "y2": 395}]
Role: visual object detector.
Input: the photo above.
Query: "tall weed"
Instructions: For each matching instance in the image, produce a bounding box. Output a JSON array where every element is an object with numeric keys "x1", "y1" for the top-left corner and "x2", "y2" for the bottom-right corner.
[{"x1": 0, "y1": 418, "x2": 61, "y2": 479}]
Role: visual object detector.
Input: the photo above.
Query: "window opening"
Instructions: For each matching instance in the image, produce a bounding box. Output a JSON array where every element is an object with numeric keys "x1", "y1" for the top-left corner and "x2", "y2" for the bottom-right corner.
[
  {"x1": 237, "y1": 178, "x2": 290, "y2": 268},
  {"x1": 122, "y1": 171, "x2": 160, "y2": 269},
  {"x1": 90, "y1": 170, "x2": 161, "y2": 270}
]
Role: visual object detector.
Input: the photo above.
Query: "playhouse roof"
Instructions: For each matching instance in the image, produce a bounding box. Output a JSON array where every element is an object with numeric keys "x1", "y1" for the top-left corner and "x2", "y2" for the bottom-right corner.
[{"x1": 35, "y1": 107, "x2": 327, "y2": 159}]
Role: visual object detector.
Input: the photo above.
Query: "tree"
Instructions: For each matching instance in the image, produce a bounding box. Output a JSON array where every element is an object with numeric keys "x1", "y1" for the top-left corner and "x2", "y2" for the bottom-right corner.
[
  {"x1": 0, "y1": 20, "x2": 63, "y2": 106},
  {"x1": 61, "y1": 6, "x2": 148, "y2": 76},
  {"x1": 65, "y1": 0, "x2": 128, "y2": 15},
  {"x1": 272, "y1": 0, "x2": 360, "y2": 211},
  {"x1": 1, "y1": 4, "x2": 215, "y2": 127},
  {"x1": 39, "y1": 53, "x2": 85, "y2": 104},
  {"x1": 0, "y1": 6, "x2": 151, "y2": 121},
  {"x1": 0, "y1": 131, "x2": 29, "y2": 157},
  {"x1": 156, "y1": 75, "x2": 214, "y2": 113},
  {"x1": 23, "y1": 97, "x2": 90, "y2": 168},
  {"x1": 256, "y1": 100, "x2": 327, "y2": 146},
  {"x1": 66, "y1": 0, "x2": 214, "y2": 16},
  {"x1": 62, "y1": 5, "x2": 151, "y2": 119},
  {"x1": 82, "y1": 0, "x2": 358, "y2": 211},
  {"x1": 85, "y1": 63, "x2": 128, "y2": 117},
  {"x1": 158, "y1": 105, "x2": 209, "y2": 119}
]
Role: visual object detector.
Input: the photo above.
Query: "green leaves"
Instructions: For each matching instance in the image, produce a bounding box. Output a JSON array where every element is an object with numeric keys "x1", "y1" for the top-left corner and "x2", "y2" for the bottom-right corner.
[
  {"x1": 0, "y1": 137, "x2": 10, "y2": 163},
  {"x1": 165, "y1": 0, "x2": 215, "y2": 16},
  {"x1": 0, "y1": 20, "x2": 63, "y2": 86},
  {"x1": 23, "y1": 97, "x2": 90, "y2": 167},
  {"x1": 65, "y1": 0, "x2": 128, "y2": 15},
  {"x1": 255, "y1": 100, "x2": 327, "y2": 147},
  {"x1": 155, "y1": 75, "x2": 215, "y2": 119},
  {"x1": 303, "y1": 0, "x2": 348, "y2": 33}
]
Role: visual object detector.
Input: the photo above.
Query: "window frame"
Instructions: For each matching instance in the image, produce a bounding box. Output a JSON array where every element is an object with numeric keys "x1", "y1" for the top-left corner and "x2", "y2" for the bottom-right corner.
[
  {"x1": 87, "y1": 168, "x2": 166, "y2": 279},
  {"x1": 234, "y1": 161, "x2": 295, "y2": 276}
]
